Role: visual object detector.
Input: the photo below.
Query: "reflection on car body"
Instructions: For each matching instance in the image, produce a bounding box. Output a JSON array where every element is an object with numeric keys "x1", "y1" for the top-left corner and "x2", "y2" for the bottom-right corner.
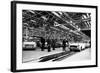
[
  {"x1": 23, "y1": 42, "x2": 37, "y2": 49},
  {"x1": 69, "y1": 42, "x2": 90, "y2": 52}
]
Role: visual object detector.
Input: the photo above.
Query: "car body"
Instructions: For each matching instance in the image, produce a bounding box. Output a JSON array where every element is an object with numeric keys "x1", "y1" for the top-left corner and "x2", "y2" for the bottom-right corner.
[
  {"x1": 23, "y1": 42, "x2": 36, "y2": 50},
  {"x1": 69, "y1": 43, "x2": 87, "y2": 51}
]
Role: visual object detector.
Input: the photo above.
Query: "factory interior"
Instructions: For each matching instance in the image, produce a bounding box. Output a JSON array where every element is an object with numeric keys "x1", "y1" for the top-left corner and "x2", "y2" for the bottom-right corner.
[{"x1": 22, "y1": 10, "x2": 91, "y2": 63}]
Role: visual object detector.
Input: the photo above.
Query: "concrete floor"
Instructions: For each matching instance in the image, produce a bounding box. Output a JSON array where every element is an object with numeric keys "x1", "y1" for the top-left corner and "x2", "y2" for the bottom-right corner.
[
  {"x1": 22, "y1": 47, "x2": 64, "y2": 63},
  {"x1": 60, "y1": 48, "x2": 91, "y2": 62},
  {"x1": 22, "y1": 48, "x2": 91, "y2": 63}
]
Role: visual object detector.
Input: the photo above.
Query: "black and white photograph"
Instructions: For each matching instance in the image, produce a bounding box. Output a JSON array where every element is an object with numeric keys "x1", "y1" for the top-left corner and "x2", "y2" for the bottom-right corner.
[
  {"x1": 11, "y1": 1, "x2": 97, "y2": 72},
  {"x1": 22, "y1": 10, "x2": 91, "y2": 63}
]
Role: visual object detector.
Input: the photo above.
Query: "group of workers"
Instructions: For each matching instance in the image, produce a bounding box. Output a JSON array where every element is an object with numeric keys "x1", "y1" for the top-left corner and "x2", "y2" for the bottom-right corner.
[{"x1": 39, "y1": 37, "x2": 69, "y2": 52}]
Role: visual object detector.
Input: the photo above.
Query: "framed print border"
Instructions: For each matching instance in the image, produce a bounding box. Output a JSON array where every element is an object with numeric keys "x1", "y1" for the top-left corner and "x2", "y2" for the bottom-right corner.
[{"x1": 11, "y1": 1, "x2": 98, "y2": 72}]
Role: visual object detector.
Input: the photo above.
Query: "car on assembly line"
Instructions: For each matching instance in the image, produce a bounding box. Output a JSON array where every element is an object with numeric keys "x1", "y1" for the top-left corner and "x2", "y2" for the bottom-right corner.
[
  {"x1": 23, "y1": 41, "x2": 37, "y2": 50},
  {"x1": 69, "y1": 42, "x2": 88, "y2": 52}
]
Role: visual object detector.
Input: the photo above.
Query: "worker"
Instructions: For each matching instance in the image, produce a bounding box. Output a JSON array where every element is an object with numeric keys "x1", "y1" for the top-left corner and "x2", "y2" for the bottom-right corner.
[
  {"x1": 47, "y1": 38, "x2": 51, "y2": 52},
  {"x1": 62, "y1": 39, "x2": 67, "y2": 51},
  {"x1": 66, "y1": 40, "x2": 70, "y2": 51},
  {"x1": 40, "y1": 37, "x2": 45, "y2": 51},
  {"x1": 51, "y1": 39, "x2": 56, "y2": 50}
]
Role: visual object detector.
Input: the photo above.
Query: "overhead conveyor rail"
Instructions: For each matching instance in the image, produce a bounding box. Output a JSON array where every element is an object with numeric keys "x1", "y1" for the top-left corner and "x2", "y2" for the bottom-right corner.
[{"x1": 22, "y1": 10, "x2": 91, "y2": 42}]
